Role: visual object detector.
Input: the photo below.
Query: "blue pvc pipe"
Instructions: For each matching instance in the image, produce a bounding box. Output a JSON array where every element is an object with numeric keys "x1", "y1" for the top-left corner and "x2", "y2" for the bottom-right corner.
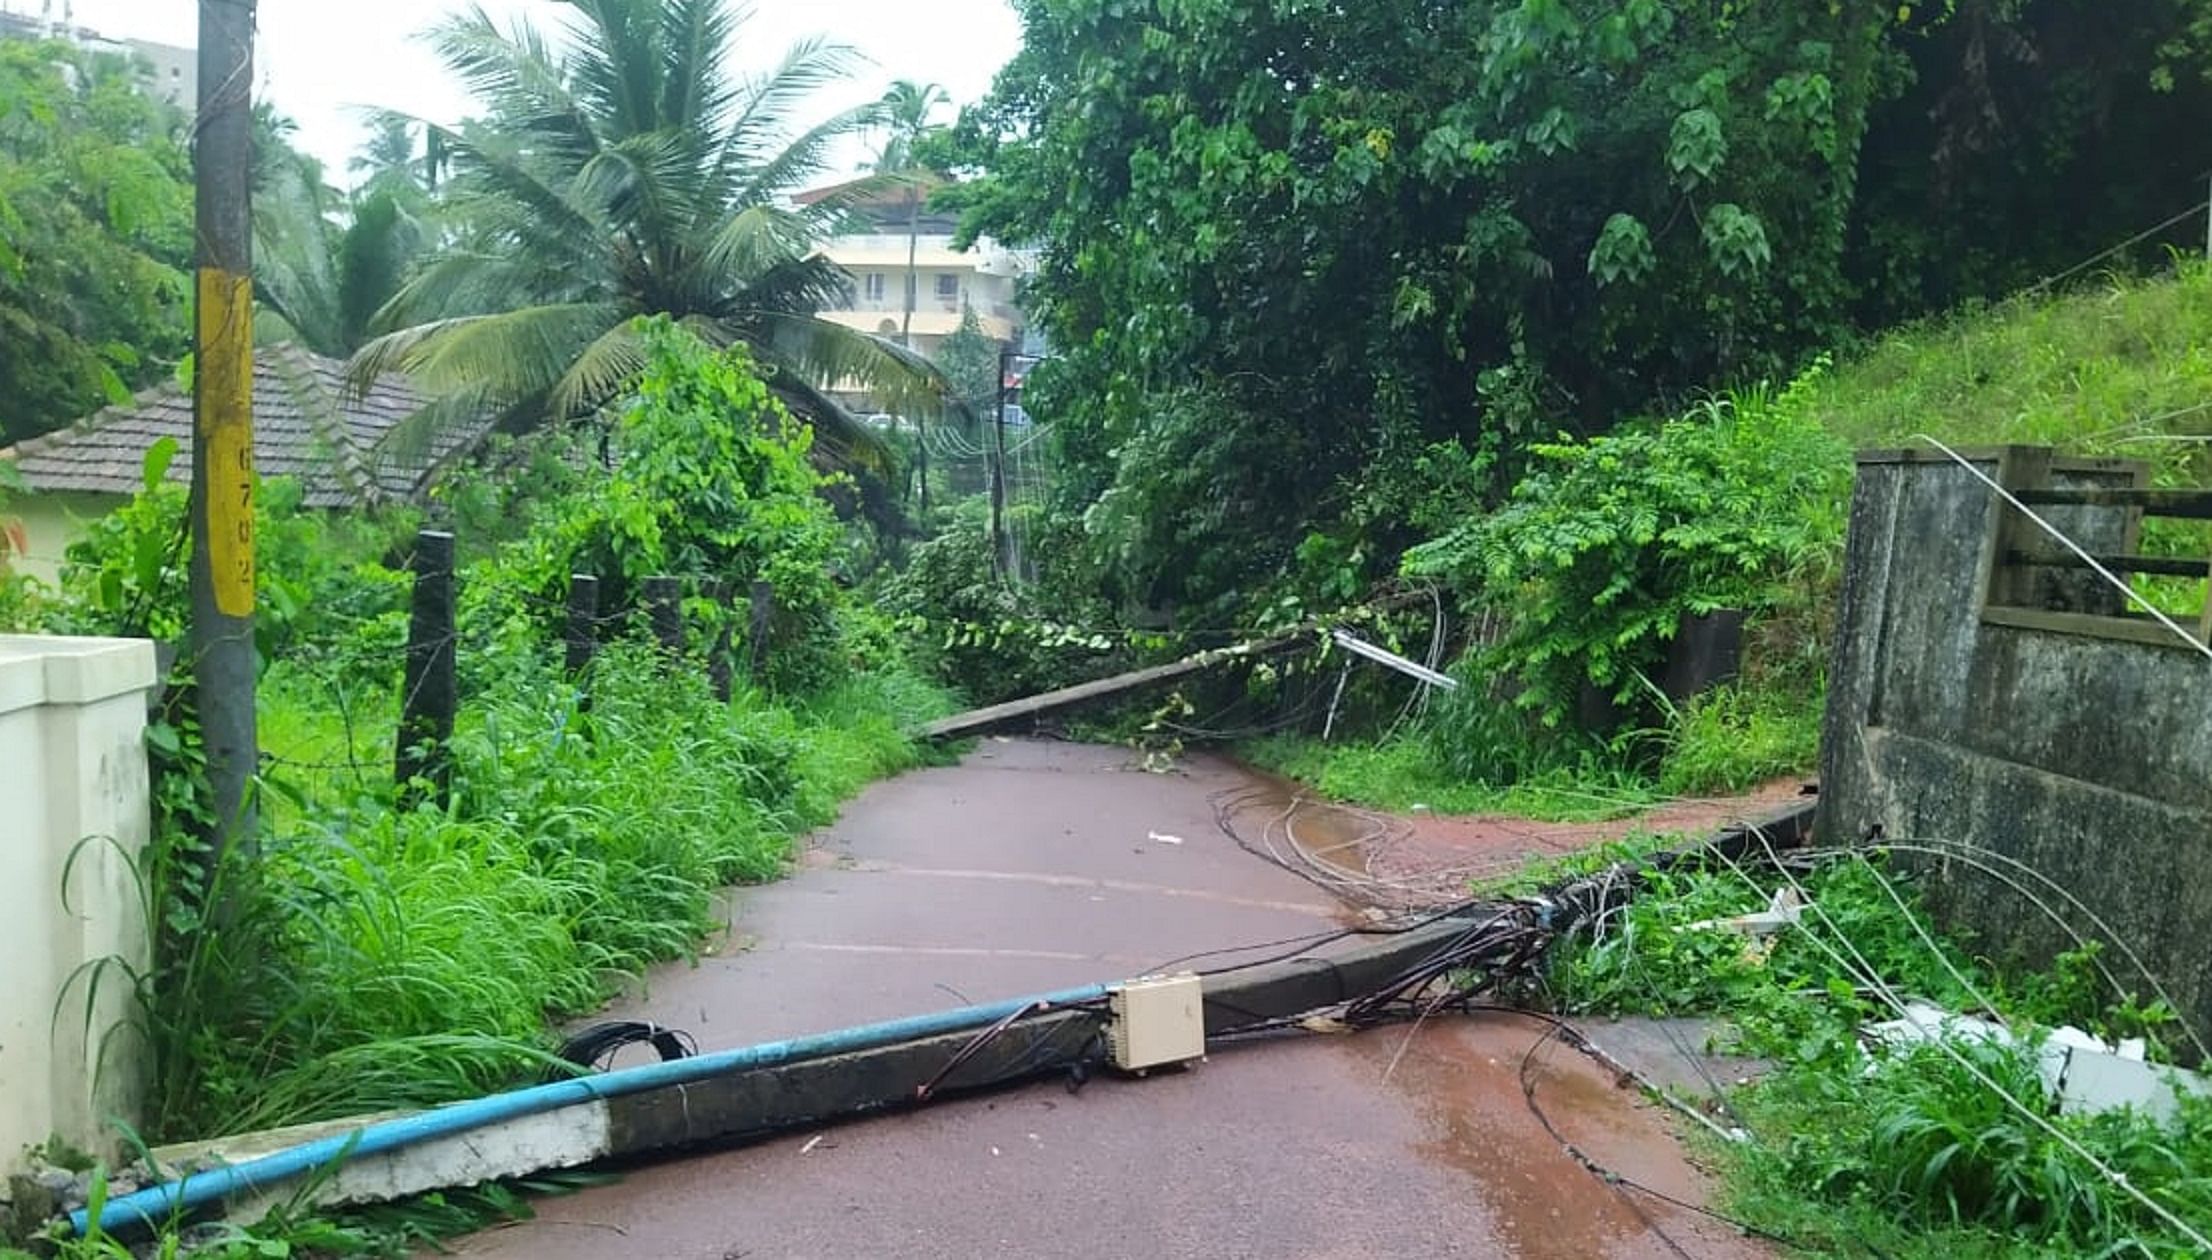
[{"x1": 76, "y1": 981, "x2": 1112, "y2": 1237}]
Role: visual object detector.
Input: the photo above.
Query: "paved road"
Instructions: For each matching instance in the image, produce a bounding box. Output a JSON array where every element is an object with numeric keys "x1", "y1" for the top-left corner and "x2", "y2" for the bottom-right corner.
[{"x1": 448, "y1": 740, "x2": 1766, "y2": 1260}]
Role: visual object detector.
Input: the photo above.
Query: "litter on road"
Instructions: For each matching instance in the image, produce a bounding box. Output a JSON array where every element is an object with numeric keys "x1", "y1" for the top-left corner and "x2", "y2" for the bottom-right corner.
[{"x1": 1865, "y1": 1000, "x2": 2212, "y2": 1124}]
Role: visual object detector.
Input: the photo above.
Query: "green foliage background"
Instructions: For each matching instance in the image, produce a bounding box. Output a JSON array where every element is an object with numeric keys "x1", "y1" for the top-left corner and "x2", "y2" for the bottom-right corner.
[
  {"x1": 0, "y1": 40, "x2": 191, "y2": 443},
  {"x1": 938, "y1": 0, "x2": 2212, "y2": 621},
  {"x1": 0, "y1": 328, "x2": 950, "y2": 1146}
]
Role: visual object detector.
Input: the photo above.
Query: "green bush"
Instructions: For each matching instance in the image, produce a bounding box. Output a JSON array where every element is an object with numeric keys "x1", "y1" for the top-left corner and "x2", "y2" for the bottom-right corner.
[
  {"x1": 1655, "y1": 680, "x2": 1823, "y2": 795},
  {"x1": 134, "y1": 640, "x2": 947, "y2": 1141},
  {"x1": 1406, "y1": 370, "x2": 1850, "y2": 733},
  {"x1": 16, "y1": 322, "x2": 954, "y2": 1145},
  {"x1": 875, "y1": 501, "x2": 1127, "y2": 706},
  {"x1": 468, "y1": 320, "x2": 848, "y2": 693}
]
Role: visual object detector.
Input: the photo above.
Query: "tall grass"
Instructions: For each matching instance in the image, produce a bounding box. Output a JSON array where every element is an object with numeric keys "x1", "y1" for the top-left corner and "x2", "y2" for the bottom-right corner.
[
  {"x1": 1240, "y1": 731, "x2": 1661, "y2": 821},
  {"x1": 1817, "y1": 261, "x2": 2212, "y2": 461},
  {"x1": 127, "y1": 643, "x2": 949, "y2": 1141},
  {"x1": 1555, "y1": 857, "x2": 2212, "y2": 1257}
]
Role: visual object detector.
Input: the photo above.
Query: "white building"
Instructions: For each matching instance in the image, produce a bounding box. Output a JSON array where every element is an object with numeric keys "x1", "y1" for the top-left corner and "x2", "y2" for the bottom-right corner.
[
  {"x1": 0, "y1": 3, "x2": 195, "y2": 109},
  {"x1": 799, "y1": 178, "x2": 1033, "y2": 362}
]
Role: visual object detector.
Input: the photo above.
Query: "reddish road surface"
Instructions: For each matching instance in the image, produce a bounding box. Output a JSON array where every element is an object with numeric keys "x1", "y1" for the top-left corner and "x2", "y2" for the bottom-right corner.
[{"x1": 446, "y1": 740, "x2": 1767, "y2": 1260}]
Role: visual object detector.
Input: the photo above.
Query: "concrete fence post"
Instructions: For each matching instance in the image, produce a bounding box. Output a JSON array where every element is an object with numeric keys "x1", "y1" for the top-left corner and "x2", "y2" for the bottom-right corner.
[
  {"x1": 706, "y1": 579, "x2": 735, "y2": 702},
  {"x1": 396, "y1": 530, "x2": 458, "y2": 808},
  {"x1": 565, "y1": 574, "x2": 600, "y2": 679},
  {"x1": 644, "y1": 576, "x2": 683, "y2": 663},
  {"x1": 747, "y1": 579, "x2": 774, "y2": 683}
]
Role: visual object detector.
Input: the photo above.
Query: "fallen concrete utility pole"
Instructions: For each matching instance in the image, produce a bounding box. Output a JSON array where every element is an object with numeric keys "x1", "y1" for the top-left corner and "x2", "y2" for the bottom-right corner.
[
  {"x1": 81, "y1": 918, "x2": 1478, "y2": 1235},
  {"x1": 1329, "y1": 628, "x2": 1460, "y2": 692},
  {"x1": 79, "y1": 801, "x2": 1816, "y2": 1239},
  {"x1": 920, "y1": 593, "x2": 1433, "y2": 741},
  {"x1": 920, "y1": 634, "x2": 1309, "y2": 740}
]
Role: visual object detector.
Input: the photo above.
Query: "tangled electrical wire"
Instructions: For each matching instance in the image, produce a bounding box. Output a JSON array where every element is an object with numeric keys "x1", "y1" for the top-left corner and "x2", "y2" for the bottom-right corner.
[
  {"x1": 551, "y1": 1020, "x2": 699, "y2": 1077},
  {"x1": 533, "y1": 810, "x2": 2207, "y2": 1255},
  {"x1": 1211, "y1": 784, "x2": 1526, "y2": 910}
]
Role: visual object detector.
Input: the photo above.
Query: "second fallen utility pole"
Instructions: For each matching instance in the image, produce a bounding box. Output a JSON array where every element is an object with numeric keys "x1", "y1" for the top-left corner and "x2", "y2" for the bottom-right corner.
[
  {"x1": 990, "y1": 346, "x2": 1010, "y2": 578},
  {"x1": 189, "y1": 0, "x2": 260, "y2": 867}
]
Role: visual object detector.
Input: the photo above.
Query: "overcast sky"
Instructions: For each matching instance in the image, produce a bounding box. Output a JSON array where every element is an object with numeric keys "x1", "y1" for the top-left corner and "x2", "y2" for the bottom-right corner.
[{"x1": 51, "y1": 0, "x2": 1022, "y2": 184}]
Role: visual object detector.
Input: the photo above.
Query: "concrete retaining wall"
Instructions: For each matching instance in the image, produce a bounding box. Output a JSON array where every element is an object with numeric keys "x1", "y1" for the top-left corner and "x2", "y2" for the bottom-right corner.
[
  {"x1": 0, "y1": 635, "x2": 158, "y2": 1174},
  {"x1": 1818, "y1": 448, "x2": 2212, "y2": 1047}
]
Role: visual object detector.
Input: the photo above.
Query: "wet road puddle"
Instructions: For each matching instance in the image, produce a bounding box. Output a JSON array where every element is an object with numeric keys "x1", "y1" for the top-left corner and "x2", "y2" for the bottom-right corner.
[{"x1": 1349, "y1": 1014, "x2": 1767, "y2": 1258}]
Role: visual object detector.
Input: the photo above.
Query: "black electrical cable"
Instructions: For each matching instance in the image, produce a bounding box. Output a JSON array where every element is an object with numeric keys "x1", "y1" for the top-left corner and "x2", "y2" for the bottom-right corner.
[
  {"x1": 1518, "y1": 1020, "x2": 1698, "y2": 1259},
  {"x1": 915, "y1": 1001, "x2": 1050, "y2": 1102},
  {"x1": 1159, "y1": 899, "x2": 1481, "y2": 980},
  {"x1": 1494, "y1": 1008, "x2": 1895, "y2": 1260},
  {"x1": 913, "y1": 995, "x2": 1113, "y2": 1102},
  {"x1": 551, "y1": 1021, "x2": 698, "y2": 1077}
]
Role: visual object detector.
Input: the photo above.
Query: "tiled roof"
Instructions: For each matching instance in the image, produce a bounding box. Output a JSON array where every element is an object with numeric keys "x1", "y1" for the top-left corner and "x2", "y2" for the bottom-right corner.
[{"x1": 0, "y1": 344, "x2": 480, "y2": 508}]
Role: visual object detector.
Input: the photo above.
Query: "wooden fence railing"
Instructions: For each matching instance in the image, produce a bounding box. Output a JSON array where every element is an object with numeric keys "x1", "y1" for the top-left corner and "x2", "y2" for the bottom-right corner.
[{"x1": 1979, "y1": 448, "x2": 2212, "y2": 649}]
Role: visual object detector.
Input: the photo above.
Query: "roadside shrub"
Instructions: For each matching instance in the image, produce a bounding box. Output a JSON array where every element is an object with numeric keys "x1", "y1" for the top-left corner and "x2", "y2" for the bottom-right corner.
[
  {"x1": 468, "y1": 320, "x2": 848, "y2": 693},
  {"x1": 875, "y1": 501, "x2": 1125, "y2": 705},
  {"x1": 1655, "y1": 681, "x2": 1822, "y2": 795},
  {"x1": 20, "y1": 325, "x2": 952, "y2": 1145},
  {"x1": 133, "y1": 638, "x2": 945, "y2": 1140},
  {"x1": 1405, "y1": 368, "x2": 1850, "y2": 733},
  {"x1": 1556, "y1": 854, "x2": 2212, "y2": 1256}
]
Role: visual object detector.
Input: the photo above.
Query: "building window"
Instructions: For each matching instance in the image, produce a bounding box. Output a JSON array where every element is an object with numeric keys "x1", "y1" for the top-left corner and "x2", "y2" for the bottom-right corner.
[
  {"x1": 935, "y1": 274, "x2": 959, "y2": 300},
  {"x1": 864, "y1": 274, "x2": 886, "y2": 301}
]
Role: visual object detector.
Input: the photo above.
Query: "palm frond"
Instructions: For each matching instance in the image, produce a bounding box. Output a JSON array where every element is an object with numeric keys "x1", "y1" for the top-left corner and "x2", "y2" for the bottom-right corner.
[
  {"x1": 338, "y1": 189, "x2": 428, "y2": 350},
  {"x1": 366, "y1": 0, "x2": 938, "y2": 475},
  {"x1": 720, "y1": 254, "x2": 855, "y2": 318},
  {"x1": 791, "y1": 169, "x2": 925, "y2": 235},
  {"x1": 563, "y1": 0, "x2": 665, "y2": 140},
  {"x1": 714, "y1": 36, "x2": 866, "y2": 193},
  {"x1": 696, "y1": 204, "x2": 821, "y2": 292},
  {"x1": 735, "y1": 100, "x2": 883, "y2": 210},
  {"x1": 660, "y1": 0, "x2": 741, "y2": 134},
  {"x1": 763, "y1": 369, "x2": 897, "y2": 480},
  {"x1": 253, "y1": 157, "x2": 344, "y2": 354},
  {"x1": 372, "y1": 251, "x2": 589, "y2": 334},
  {"x1": 424, "y1": 6, "x2": 603, "y2": 171},
  {"x1": 742, "y1": 310, "x2": 962, "y2": 426},
  {"x1": 575, "y1": 132, "x2": 703, "y2": 276},
  {"x1": 423, "y1": 122, "x2": 611, "y2": 274},
  {"x1": 549, "y1": 319, "x2": 653, "y2": 420},
  {"x1": 350, "y1": 302, "x2": 627, "y2": 419}
]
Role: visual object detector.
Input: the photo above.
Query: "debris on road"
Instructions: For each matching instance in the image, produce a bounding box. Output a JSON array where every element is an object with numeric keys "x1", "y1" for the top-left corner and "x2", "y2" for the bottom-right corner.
[
  {"x1": 1864, "y1": 1000, "x2": 2212, "y2": 1123},
  {"x1": 1679, "y1": 887, "x2": 1804, "y2": 938}
]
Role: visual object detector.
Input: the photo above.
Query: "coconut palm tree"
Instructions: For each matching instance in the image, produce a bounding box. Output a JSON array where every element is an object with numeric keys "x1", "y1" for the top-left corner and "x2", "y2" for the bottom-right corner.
[
  {"x1": 872, "y1": 80, "x2": 949, "y2": 349},
  {"x1": 350, "y1": 0, "x2": 944, "y2": 472},
  {"x1": 255, "y1": 112, "x2": 434, "y2": 358}
]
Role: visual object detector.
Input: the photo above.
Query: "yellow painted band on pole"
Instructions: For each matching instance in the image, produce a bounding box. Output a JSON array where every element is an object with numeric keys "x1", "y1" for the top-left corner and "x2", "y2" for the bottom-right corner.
[{"x1": 198, "y1": 267, "x2": 255, "y2": 618}]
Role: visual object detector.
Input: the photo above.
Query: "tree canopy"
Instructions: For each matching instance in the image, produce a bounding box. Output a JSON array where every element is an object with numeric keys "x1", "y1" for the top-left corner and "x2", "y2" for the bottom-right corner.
[
  {"x1": 939, "y1": 0, "x2": 2212, "y2": 619},
  {"x1": 349, "y1": 0, "x2": 952, "y2": 475},
  {"x1": 252, "y1": 109, "x2": 439, "y2": 360},
  {"x1": 0, "y1": 39, "x2": 191, "y2": 443}
]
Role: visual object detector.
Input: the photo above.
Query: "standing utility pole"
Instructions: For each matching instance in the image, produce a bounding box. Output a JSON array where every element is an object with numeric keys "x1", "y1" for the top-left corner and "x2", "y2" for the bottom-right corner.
[
  {"x1": 190, "y1": 0, "x2": 259, "y2": 862},
  {"x1": 901, "y1": 189, "x2": 931, "y2": 519},
  {"x1": 900, "y1": 186, "x2": 920, "y2": 349},
  {"x1": 991, "y1": 348, "x2": 1010, "y2": 578}
]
